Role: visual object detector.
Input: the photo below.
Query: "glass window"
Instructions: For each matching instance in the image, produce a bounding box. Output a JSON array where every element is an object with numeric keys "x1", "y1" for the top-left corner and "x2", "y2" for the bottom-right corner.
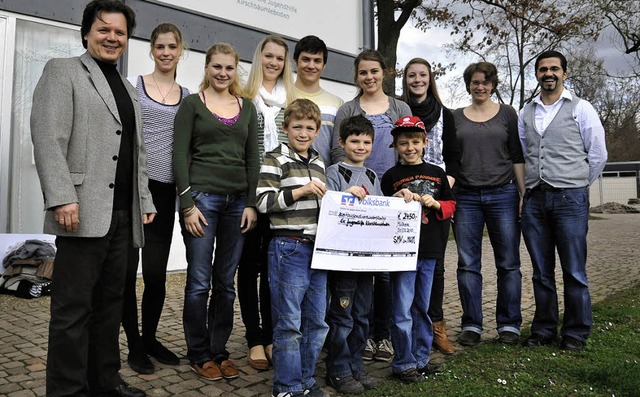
[{"x1": 8, "y1": 19, "x2": 83, "y2": 232}]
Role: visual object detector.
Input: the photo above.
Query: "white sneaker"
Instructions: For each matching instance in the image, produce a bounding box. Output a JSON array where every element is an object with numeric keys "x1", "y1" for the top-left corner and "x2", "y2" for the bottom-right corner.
[
  {"x1": 363, "y1": 338, "x2": 376, "y2": 361},
  {"x1": 374, "y1": 338, "x2": 394, "y2": 362}
]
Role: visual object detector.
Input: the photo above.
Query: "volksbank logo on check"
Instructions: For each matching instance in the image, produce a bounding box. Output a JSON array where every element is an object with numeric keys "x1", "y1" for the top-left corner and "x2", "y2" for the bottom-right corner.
[{"x1": 341, "y1": 195, "x2": 390, "y2": 207}]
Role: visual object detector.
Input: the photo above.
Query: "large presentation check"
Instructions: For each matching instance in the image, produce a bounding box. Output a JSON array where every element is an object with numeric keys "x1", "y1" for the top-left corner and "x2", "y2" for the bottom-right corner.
[{"x1": 311, "y1": 191, "x2": 421, "y2": 272}]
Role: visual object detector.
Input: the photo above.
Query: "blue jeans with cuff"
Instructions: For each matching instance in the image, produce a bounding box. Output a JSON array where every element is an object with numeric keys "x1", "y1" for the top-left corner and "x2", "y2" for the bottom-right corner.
[
  {"x1": 268, "y1": 237, "x2": 329, "y2": 394},
  {"x1": 390, "y1": 258, "x2": 435, "y2": 374},
  {"x1": 454, "y1": 182, "x2": 522, "y2": 335},
  {"x1": 182, "y1": 191, "x2": 246, "y2": 364},
  {"x1": 521, "y1": 186, "x2": 592, "y2": 342},
  {"x1": 326, "y1": 271, "x2": 373, "y2": 378}
]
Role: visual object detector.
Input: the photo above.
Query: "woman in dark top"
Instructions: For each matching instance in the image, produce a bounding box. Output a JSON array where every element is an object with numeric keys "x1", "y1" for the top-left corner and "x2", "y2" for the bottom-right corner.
[
  {"x1": 400, "y1": 57, "x2": 460, "y2": 354},
  {"x1": 452, "y1": 62, "x2": 525, "y2": 347}
]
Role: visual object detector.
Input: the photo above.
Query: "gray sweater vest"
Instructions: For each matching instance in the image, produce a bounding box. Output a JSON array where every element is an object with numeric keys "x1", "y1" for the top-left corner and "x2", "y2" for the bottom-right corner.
[{"x1": 522, "y1": 97, "x2": 589, "y2": 189}]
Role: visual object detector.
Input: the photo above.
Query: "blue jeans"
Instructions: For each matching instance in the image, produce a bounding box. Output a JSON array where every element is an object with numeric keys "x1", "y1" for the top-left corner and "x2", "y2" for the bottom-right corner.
[
  {"x1": 326, "y1": 271, "x2": 373, "y2": 378},
  {"x1": 269, "y1": 237, "x2": 329, "y2": 394},
  {"x1": 454, "y1": 182, "x2": 522, "y2": 334},
  {"x1": 181, "y1": 192, "x2": 246, "y2": 364},
  {"x1": 521, "y1": 187, "x2": 591, "y2": 342},
  {"x1": 389, "y1": 258, "x2": 435, "y2": 374}
]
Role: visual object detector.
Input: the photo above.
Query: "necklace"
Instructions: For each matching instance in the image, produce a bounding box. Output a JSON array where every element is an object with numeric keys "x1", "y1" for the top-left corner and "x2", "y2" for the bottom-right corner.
[{"x1": 151, "y1": 73, "x2": 176, "y2": 104}]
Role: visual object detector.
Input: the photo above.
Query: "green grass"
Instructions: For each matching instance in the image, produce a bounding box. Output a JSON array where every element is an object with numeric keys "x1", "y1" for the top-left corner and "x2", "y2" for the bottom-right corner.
[{"x1": 364, "y1": 283, "x2": 640, "y2": 397}]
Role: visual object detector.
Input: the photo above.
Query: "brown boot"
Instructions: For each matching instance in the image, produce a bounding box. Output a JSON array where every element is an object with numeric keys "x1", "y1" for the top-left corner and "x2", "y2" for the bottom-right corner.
[{"x1": 433, "y1": 320, "x2": 455, "y2": 354}]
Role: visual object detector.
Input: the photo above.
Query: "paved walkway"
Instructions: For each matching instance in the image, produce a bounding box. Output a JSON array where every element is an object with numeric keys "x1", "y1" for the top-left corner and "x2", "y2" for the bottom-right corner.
[{"x1": 1, "y1": 214, "x2": 639, "y2": 396}]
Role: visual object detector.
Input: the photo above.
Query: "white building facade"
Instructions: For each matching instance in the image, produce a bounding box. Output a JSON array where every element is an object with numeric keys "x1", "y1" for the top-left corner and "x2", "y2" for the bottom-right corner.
[{"x1": 0, "y1": 0, "x2": 373, "y2": 236}]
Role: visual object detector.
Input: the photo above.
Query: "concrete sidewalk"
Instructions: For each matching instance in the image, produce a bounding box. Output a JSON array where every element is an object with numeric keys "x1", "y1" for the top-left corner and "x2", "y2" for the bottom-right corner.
[{"x1": 1, "y1": 213, "x2": 639, "y2": 396}]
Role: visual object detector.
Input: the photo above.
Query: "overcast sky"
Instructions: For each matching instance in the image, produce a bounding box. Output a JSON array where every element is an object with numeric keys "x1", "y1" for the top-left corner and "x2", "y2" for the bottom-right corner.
[{"x1": 395, "y1": 23, "x2": 638, "y2": 108}]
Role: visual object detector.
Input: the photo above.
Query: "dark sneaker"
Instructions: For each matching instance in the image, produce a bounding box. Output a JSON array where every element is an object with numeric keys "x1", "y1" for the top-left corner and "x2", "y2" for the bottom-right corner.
[
  {"x1": 304, "y1": 384, "x2": 330, "y2": 397},
  {"x1": 327, "y1": 375, "x2": 364, "y2": 395},
  {"x1": 417, "y1": 362, "x2": 441, "y2": 376},
  {"x1": 353, "y1": 371, "x2": 378, "y2": 390},
  {"x1": 363, "y1": 338, "x2": 376, "y2": 361},
  {"x1": 560, "y1": 336, "x2": 586, "y2": 351},
  {"x1": 524, "y1": 334, "x2": 555, "y2": 347},
  {"x1": 127, "y1": 346, "x2": 154, "y2": 375},
  {"x1": 497, "y1": 331, "x2": 520, "y2": 345},
  {"x1": 273, "y1": 392, "x2": 305, "y2": 397},
  {"x1": 392, "y1": 368, "x2": 425, "y2": 384},
  {"x1": 374, "y1": 339, "x2": 394, "y2": 362},
  {"x1": 458, "y1": 331, "x2": 481, "y2": 346},
  {"x1": 145, "y1": 340, "x2": 180, "y2": 365}
]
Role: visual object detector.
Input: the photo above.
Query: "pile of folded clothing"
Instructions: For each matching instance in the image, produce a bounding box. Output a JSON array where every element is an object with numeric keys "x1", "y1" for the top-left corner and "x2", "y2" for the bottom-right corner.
[{"x1": 1, "y1": 239, "x2": 55, "y2": 298}]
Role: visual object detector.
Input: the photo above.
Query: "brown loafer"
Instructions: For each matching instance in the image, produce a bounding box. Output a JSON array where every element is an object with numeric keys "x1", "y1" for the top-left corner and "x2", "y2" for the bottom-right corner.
[
  {"x1": 247, "y1": 345, "x2": 269, "y2": 370},
  {"x1": 219, "y1": 359, "x2": 240, "y2": 379},
  {"x1": 190, "y1": 361, "x2": 222, "y2": 381}
]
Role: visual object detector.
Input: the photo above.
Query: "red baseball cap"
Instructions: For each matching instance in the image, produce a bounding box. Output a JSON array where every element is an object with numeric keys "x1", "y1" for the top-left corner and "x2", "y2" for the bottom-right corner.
[{"x1": 390, "y1": 116, "x2": 426, "y2": 147}]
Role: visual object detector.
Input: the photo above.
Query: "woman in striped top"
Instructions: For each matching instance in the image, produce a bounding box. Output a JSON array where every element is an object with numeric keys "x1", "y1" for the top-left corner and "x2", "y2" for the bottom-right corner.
[{"x1": 122, "y1": 23, "x2": 189, "y2": 375}]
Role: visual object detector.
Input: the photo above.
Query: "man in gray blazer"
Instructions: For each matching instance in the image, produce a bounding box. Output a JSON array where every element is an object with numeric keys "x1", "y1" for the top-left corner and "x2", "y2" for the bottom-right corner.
[{"x1": 30, "y1": 1, "x2": 155, "y2": 396}]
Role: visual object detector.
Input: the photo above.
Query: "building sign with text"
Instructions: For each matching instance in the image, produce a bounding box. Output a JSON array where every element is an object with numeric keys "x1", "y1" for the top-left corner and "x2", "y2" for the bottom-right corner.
[{"x1": 157, "y1": 0, "x2": 362, "y2": 55}]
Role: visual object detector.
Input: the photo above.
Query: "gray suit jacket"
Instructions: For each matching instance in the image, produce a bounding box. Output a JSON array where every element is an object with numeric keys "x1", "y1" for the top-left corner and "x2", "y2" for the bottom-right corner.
[{"x1": 30, "y1": 52, "x2": 155, "y2": 247}]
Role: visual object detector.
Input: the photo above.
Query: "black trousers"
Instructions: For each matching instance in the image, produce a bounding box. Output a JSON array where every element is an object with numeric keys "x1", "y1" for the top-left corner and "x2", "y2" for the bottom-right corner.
[
  {"x1": 237, "y1": 213, "x2": 273, "y2": 347},
  {"x1": 427, "y1": 256, "x2": 446, "y2": 322},
  {"x1": 46, "y1": 210, "x2": 131, "y2": 397},
  {"x1": 428, "y1": 220, "x2": 451, "y2": 322},
  {"x1": 369, "y1": 272, "x2": 391, "y2": 341},
  {"x1": 122, "y1": 180, "x2": 176, "y2": 351}
]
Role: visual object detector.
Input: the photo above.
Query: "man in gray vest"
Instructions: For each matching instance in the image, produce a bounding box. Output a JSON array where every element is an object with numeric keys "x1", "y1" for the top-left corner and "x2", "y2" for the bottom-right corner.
[{"x1": 518, "y1": 50, "x2": 607, "y2": 351}]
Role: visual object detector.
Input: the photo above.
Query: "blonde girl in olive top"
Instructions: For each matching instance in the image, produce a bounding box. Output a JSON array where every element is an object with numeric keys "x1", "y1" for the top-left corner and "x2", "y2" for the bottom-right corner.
[{"x1": 173, "y1": 42, "x2": 259, "y2": 381}]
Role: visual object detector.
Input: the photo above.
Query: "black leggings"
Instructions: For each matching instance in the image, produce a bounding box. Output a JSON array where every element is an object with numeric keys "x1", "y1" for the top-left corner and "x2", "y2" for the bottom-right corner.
[
  {"x1": 427, "y1": 256, "x2": 446, "y2": 322},
  {"x1": 122, "y1": 180, "x2": 176, "y2": 349},
  {"x1": 237, "y1": 214, "x2": 273, "y2": 348}
]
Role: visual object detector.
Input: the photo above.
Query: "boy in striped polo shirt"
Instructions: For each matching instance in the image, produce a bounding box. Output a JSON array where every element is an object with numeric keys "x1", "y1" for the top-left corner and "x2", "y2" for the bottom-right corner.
[{"x1": 256, "y1": 98, "x2": 329, "y2": 397}]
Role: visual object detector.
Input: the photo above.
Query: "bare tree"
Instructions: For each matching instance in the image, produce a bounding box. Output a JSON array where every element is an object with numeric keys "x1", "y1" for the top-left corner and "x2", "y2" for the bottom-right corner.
[
  {"x1": 598, "y1": 0, "x2": 640, "y2": 76},
  {"x1": 375, "y1": 0, "x2": 454, "y2": 94},
  {"x1": 441, "y1": 0, "x2": 602, "y2": 107},
  {"x1": 602, "y1": 0, "x2": 640, "y2": 55}
]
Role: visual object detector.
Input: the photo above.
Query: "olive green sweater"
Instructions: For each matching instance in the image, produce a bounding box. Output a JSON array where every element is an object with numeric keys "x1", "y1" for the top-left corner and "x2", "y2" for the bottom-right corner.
[{"x1": 173, "y1": 94, "x2": 259, "y2": 209}]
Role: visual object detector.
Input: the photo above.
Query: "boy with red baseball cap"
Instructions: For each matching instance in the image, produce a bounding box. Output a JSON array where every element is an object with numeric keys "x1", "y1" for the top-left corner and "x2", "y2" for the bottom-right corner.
[{"x1": 381, "y1": 116, "x2": 456, "y2": 383}]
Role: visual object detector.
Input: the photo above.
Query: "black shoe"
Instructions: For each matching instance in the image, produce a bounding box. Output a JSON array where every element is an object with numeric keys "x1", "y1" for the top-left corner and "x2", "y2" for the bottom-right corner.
[
  {"x1": 304, "y1": 384, "x2": 330, "y2": 397},
  {"x1": 392, "y1": 368, "x2": 425, "y2": 384},
  {"x1": 327, "y1": 375, "x2": 365, "y2": 395},
  {"x1": 353, "y1": 370, "x2": 378, "y2": 390},
  {"x1": 417, "y1": 362, "x2": 441, "y2": 376},
  {"x1": 127, "y1": 347, "x2": 154, "y2": 374},
  {"x1": 560, "y1": 336, "x2": 586, "y2": 351},
  {"x1": 523, "y1": 334, "x2": 555, "y2": 347},
  {"x1": 109, "y1": 382, "x2": 146, "y2": 397},
  {"x1": 497, "y1": 331, "x2": 519, "y2": 345},
  {"x1": 145, "y1": 340, "x2": 180, "y2": 365},
  {"x1": 458, "y1": 331, "x2": 481, "y2": 346}
]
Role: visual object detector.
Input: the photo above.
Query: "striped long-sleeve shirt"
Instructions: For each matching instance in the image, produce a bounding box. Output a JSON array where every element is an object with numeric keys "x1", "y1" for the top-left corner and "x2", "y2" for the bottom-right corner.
[{"x1": 256, "y1": 142, "x2": 326, "y2": 239}]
